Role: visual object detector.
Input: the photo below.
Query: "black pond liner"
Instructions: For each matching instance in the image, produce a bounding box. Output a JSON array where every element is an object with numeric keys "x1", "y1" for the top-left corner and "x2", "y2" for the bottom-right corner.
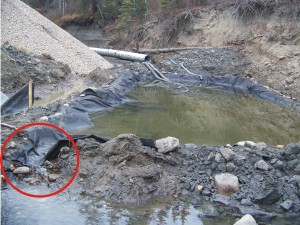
[
  {"x1": 1, "y1": 83, "x2": 34, "y2": 115},
  {"x1": 9, "y1": 71, "x2": 300, "y2": 167}
]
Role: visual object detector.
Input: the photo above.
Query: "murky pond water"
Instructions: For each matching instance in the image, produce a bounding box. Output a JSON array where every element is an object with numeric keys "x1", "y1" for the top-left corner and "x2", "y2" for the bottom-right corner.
[{"x1": 84, "y1": 86, "x2": 300, "y2": 145}]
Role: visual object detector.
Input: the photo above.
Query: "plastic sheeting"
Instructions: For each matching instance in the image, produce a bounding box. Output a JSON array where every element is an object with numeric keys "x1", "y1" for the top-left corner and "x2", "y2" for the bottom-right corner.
[
  {"x1": 166, "y1": 74, "x2": 300, "y2": 110},
  {"x1": 1, "y1": 83, "x2": 34, "y2": 115},
  {"x1": 9, "y1": 71, "x2": 300, "y2": 167}
]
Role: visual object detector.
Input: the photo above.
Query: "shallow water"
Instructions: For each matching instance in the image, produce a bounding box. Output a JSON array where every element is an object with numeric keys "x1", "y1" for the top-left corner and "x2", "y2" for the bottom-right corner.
[{"x1": 84, "y1": 86, "x2": 300, "y2": 145}]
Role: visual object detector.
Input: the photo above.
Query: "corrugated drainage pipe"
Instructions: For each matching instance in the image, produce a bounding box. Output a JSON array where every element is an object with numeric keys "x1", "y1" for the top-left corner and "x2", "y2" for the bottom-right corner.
[{"x1": 90, "y1": 48, "x2": 151, "y2": 62}]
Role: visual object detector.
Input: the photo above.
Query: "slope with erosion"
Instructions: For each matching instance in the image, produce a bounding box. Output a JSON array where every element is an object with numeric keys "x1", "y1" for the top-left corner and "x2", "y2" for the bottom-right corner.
[{"x1": 129, "y1": 1, "x2": 300, "y2": 101}]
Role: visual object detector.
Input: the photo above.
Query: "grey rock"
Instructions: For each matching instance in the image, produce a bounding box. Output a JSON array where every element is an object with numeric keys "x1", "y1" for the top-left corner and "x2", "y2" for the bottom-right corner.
[
  {"x1": 254, "y1": 160, "x2": 270, "y2": 171},
  {"x1": 220, "y1": 147, "x2": 235, "y2": 161},
  {"x1": 270, "y1": 158, "x2": 277, "y2": 164},
  {"x1": 294, "y1": 164, "x2": 300, "y2": 175},
  {"x1": 199, "y1": 204, "x2": 220, "y2": 218},
  {"x1": 241, "y1": 198, "x2": 254, "y2": 206},
  {"x1": 207, "y1": 152, "x2": 215, "y2": 161},
  {"x1": 288, "y1": 175, "x2": 300, "y2": 183},
  {"x1": 234, "y1": 155, "x2": 246, "y2": 166},
  {"x1": 273, "y1": 160, "x2": 284, "y2": 170},
  {"x1": 217, "y1": 164, "x2": 226, "y2": 172},
  {"x1": 202, "y1": 189, "x2": 211, "y2": 196},
  {"x1": 280, "y1": 199, "x2": 293, "y2": 211},
  {"x1": 155, "y1": 136, "x2": 179, "y2": 153},
  {"x1": 234, "y1": 214, "x2": 257, "y2": 225},
  {"x1": 256, "y1": 142, "x2": 267, "y2": 150},
  {"x1": 214, "y1": 173, "x2": 239, "y2": 195},
  {"x1": 226, "y1": 162, "x2": 236, "y2": 172},
  {"x1": 212, "y1": 194, "x2": 231, "y2": 206},
  {"x1": 215, "y1": 152, "x2": 223, "y2": 163},
  {"x1": 253, "y1": 188, "x2": 282, "y2": 205}
]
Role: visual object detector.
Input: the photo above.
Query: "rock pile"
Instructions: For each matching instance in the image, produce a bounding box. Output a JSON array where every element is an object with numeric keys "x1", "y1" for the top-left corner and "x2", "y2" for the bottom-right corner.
[{"x1": 64, "y1": 135, "x2": 300, "y2": 223}]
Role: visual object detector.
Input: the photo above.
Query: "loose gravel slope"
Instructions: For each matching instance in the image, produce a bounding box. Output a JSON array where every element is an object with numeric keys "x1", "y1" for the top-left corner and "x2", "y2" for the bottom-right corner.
[{"x1": 1, "y1": 0, "x2": 112, "y2": 75}]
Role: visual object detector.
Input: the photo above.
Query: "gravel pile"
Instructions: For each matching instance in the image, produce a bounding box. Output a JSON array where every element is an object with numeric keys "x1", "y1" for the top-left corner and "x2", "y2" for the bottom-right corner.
[{"x1": 1, "y1": 0, "x2": 112, "y2": 75}]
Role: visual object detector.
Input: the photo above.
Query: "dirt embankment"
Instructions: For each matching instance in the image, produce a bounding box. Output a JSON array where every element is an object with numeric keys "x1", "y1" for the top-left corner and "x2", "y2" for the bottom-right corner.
[{"x1": 122, "y1": 1, "x2": 300, "y2": 100}]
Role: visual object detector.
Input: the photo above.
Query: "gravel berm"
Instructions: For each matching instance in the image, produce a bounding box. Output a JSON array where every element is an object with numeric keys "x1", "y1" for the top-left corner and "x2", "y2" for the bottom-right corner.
[{"x1": 1, "y1": 0, "x2": 113, "y2": 75}]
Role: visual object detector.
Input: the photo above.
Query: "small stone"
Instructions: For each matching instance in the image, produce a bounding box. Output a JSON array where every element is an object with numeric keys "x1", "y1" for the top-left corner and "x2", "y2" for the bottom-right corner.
[
  {"x1": 241, "y1": 198, "x2": 253, "y2": 206},
  {"x1": 197, "y1": 185, "x2": 204, "y2": 191},
  {"x1": 226, "y1": 162, "x2": 236, "y2": 172},
  {"x1": 214, "y1": 173, "x2": 239, "y2": 195},
  {"x1": 39, "y1": 116, "x2": 49, "y2": 122},
  {"x1": 285, "y1": 77, "x2": 295, "y2": 85},
  {"x1": 13, "y1": 166, "x2": 32, "y2": 174},
  {"x1": 273, "y1": 160, "x2": 284, "y2": 170},
  {"x1": 245, "y1": 141, "x2": 256, "y2": 148},
  {"x1": 155, "y1": 136, "x2": 179, "y2": 153},
  {"x1": 234, "y1": 214, "x2": 257, "y2": 225},
  {"x1": 54, "y1": 112, "x2": 63, "y2": 116},
  {"x1": 80, "y1": 94, "x2": 86, "y2": 97},
  {"x1": 276, "y1": 145, "x2": 284, "y2": 149},
  {"x1": 207, "y1": 152, "x2": 215, "y2": 161},
  {"x1": 59, "y1": 153, "x2": 69, "y2": 159},
  {"x1": 225, "y1": 144, "x2": 232, "y2": 148},
  {"x1": 45, "y1": 75, "x2": 52, "y2": 83},
  {"x1": 256, "y1": 142, "x2": 267, "y2": 150},
  {"x1": 48, "y1": 174, "x2": 60, "y2": 182},
  {"x1": 214, "y1": 152, "x2": 223, "y2": 163},
  {"x1": 270, "y1": 158, "x2": 277, "y2": 164},
  {"x1": 61, "y1": 146, "x2": 70, "y2": 153},
  {"x1": 220, "y1": 148, "x2": 235, "y2": 161},
  {"x1": 9, "y1": 141, "x2": 16, "y2": 148},
  {"x1": 279, "y1": 55, "x2": 286, "y2": 60},
  {"x1": 202, "y1": 189, "x2": 211, "y2": 196},
  {"x1": 294, "y1": 164, "x2": 300, "y2": 175},
  {"x1": 280, "y1": 199, "x2": 293, "y2": 211},
  {"x1": 254, "y1": 160, "x2": 270, "y2": 171}
]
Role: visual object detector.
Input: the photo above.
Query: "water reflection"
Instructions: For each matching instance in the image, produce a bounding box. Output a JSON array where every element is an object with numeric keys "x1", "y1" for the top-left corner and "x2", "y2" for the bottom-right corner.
[{"x1": 84, "y1": 86, "x2": 300, "y2": 145}]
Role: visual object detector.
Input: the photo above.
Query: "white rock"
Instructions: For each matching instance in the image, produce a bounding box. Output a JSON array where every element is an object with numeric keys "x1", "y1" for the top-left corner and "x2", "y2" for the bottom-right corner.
[
  {"x1": 214, "y1": 173, "x2": 239, "y2": 195},
  {"x1": 237, "y1": 141, "x2": 246, "y2": 146},
  {"x1": 245, "y1": 141, "x2": 256, "y2": 148},
  {"x1": 13, "y1": 166, "x2": 32, "y2": 174},
  {"x1": 234, "y1": 214, "x2": 257, "y2": 225},
  {"x1": 9, "y1": 141, "x2": 16, "y2": 148},
  {"x1": 54, "y1": 112, "x2": 63, "y2": 116},
  {"x1": 254, "y1": 160, "x2": 270, "y2": 171},
  {"x1": 39, "y1": 116, "x2": 48, "y2": 122},
  {"x1": 155, "y1": 136, "x2": 179, "y2": 153}
]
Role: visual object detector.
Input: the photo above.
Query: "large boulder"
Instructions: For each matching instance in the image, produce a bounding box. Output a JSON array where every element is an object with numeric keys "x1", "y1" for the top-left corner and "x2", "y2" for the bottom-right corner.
[{"x1": 214, "y1": 173, "x2": 239, "y2": 195}]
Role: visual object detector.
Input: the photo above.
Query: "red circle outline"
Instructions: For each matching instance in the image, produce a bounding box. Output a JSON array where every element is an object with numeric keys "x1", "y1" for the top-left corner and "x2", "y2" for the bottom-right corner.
[{"x1": 1, "y1": 122, "x2": 80, "y2": 198}]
